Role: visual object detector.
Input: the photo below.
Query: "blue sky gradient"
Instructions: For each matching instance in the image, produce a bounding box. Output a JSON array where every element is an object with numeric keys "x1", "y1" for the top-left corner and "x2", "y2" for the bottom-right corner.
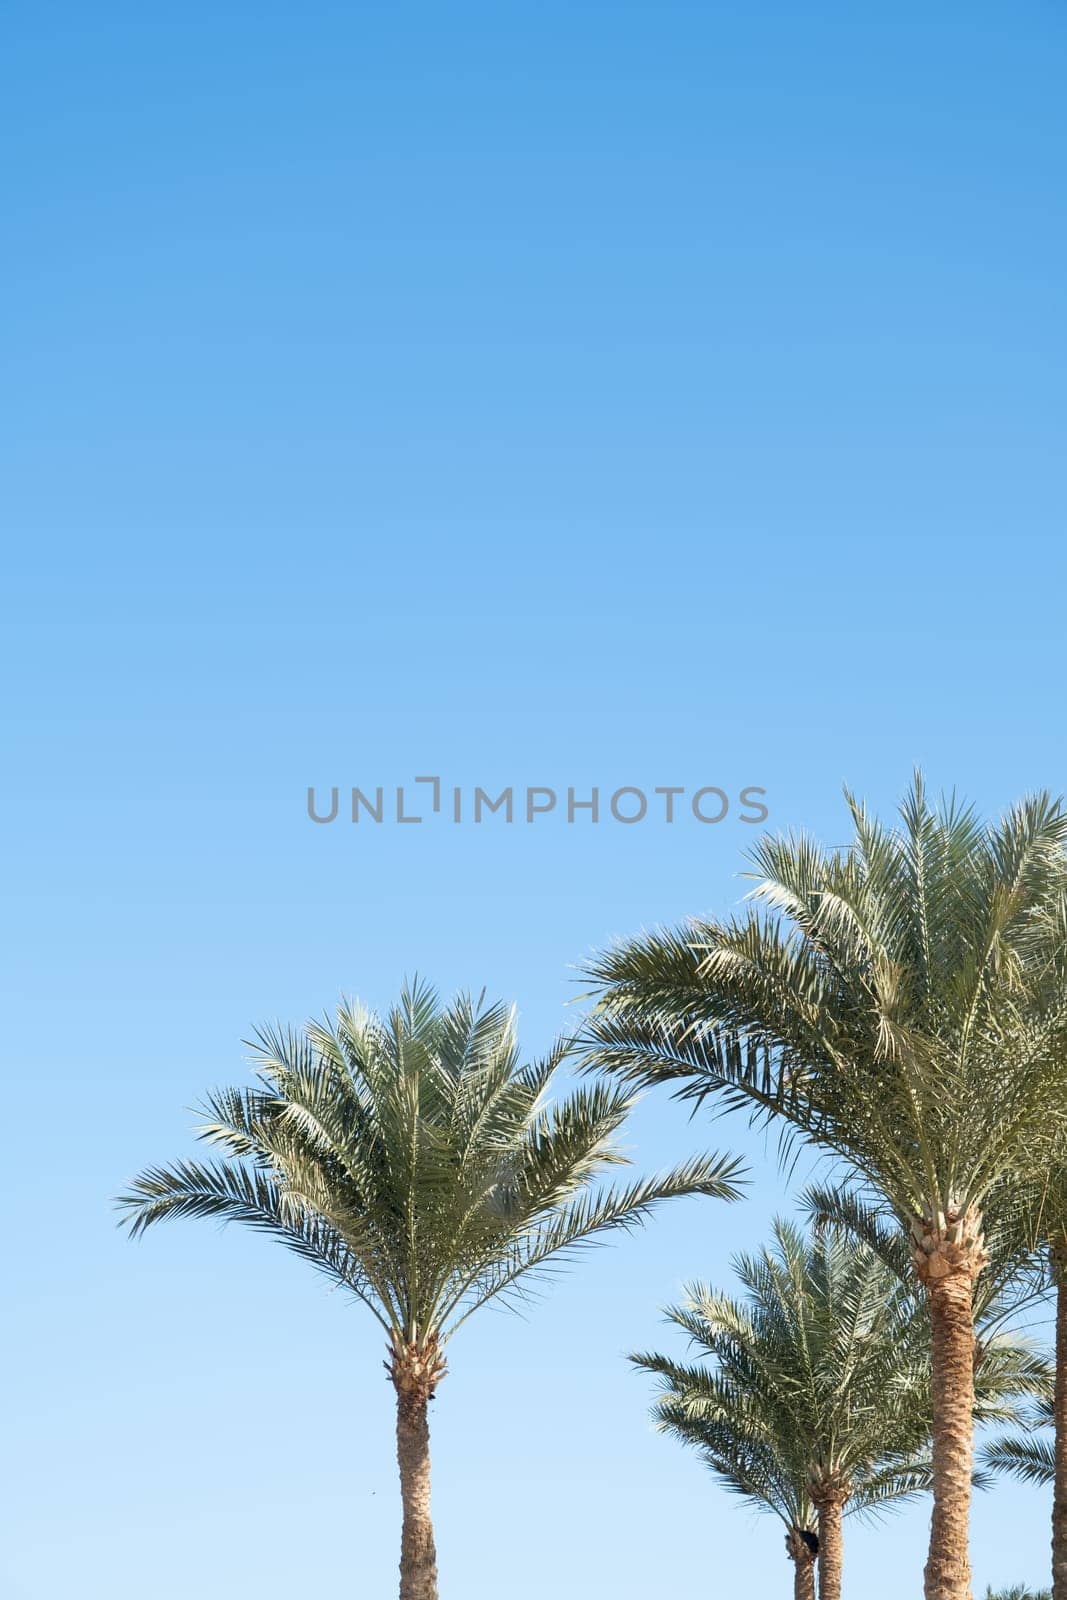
[{"x1": 4, "y1": 3, "x2": 1067, "y2": 1595}]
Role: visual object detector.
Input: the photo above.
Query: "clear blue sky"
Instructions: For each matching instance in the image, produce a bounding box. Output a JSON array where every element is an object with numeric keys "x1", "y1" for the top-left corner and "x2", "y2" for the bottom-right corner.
[{"x1": 3, "y1": 3, "x2": 1066, "y2": 1595}]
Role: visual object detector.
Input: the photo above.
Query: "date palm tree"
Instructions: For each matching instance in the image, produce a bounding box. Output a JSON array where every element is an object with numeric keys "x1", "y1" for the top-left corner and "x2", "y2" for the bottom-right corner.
[
  {"x1": 634, "y1": 1221, "x2": 933, "y2": 1600},
  {"x1": 635, "y1": 1219, "x2": 1046, "y2": 1600},
  {"x1": 117, "y1": 982, "x2": 744, "y2": 1600},
  {"x1": 581, "y1": 778, "x2": 1067, "y2": 1600}
]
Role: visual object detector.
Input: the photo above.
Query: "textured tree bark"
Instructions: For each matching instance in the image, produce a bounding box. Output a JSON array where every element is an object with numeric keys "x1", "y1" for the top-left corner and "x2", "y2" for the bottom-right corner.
[
  {"x1": 794, "y1": 1551, "x2": 817, "y2": 1600},
  {"x1": 786, "y1": 1527, "x2": 817, "y2": 1600},
  {"x1": 389, "y1": 1338, "x2": 446, "y2": 1600},
  {"x1": 396, "y1": 1383, "x2": 438, "y2": 1600},
  {"x1": 1052, "y1": 1251, "x2": 1067, "y2": 1600},
  {"x1": 814, "y1": 1495, "x2": 845, "y2": 1600},
  {"x1": 915, "y1": 1207, "x2": 985, "y2": 1600}
]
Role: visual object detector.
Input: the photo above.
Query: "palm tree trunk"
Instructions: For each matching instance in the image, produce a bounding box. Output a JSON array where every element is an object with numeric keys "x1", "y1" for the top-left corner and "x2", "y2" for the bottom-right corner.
[
  {"x1": 794, "y1": 1553, "x2": 816, "y2": 1600},
  {"x1": 395, "y1": 1381, "x2": 438, "y2": 1600},
  {"x1": 922, "y1": 1267, "x2": 978, "y2": 1600},
  {"x1": 786, "y1": 1527, "x2": 817, "y2": 1600},
  {"x1": 814, "y1": 1496, "x2": 844, "y2": 1600},
  {"x1": 1052, "y1": 1250, "x2": 1067, "y2": 1600},
  {"x1": 389, "y1": 1338, "x2": 446, "y2": 1600}
]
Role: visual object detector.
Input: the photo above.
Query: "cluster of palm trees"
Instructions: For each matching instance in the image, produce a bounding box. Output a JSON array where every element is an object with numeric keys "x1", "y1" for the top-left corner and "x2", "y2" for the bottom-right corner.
[{"x1": 118, "y1": 776, "x2": 1067, "y2": 1599}]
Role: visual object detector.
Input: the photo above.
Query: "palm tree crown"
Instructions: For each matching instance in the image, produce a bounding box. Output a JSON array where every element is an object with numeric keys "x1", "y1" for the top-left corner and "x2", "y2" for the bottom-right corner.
[
  {"x1": 119, "y1": 979, "x2": 745, "y2": 1359},
  {"x1": 583, "y1": 779, "x2": 1067, "y2": 1253},
  {"x1": 638, "y1": 1220, "x2": 939, "y2": 1506}
]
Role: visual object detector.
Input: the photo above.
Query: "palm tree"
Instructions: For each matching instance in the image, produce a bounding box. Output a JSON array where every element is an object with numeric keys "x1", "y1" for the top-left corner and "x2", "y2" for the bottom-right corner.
[
  {"x1": 117, "y1": 982, "x2": 744, "y2": 1600},
  {"x1": 983, "y1": 1589, "x2": 1052, "y2": 1600},
  {"x1": 633, "y1": 1221, "x2": 934, "y2": 1600},
  {"x1": 581, "y1": 778, "x2": 1067, "y2": 1600}
]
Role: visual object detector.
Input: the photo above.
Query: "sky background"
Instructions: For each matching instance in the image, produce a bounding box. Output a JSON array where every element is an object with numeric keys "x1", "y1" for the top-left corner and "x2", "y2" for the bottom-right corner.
[{"x1": 3, "y1": 3, "x2": 1066, "y2": 1596}]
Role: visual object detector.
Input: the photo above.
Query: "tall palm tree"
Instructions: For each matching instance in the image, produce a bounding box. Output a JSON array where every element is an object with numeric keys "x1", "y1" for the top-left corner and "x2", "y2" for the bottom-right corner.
[
  {"x1": 117, "y1": 982, "x2": 744, "y2": 1600},
  {"x1": 581, "y1": 778, "x2": 1067, "y2": 1600},
  {"x1": 634, "y1": 1221, "x2": 935, "y2": 1600}
]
